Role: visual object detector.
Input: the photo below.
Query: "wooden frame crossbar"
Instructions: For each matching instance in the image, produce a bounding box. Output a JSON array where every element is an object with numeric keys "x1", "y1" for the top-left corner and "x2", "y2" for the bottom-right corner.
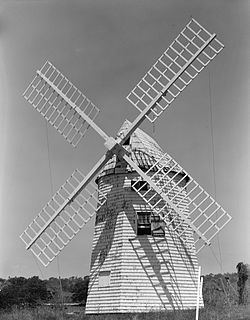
[{"x1": 126, "y1": 18, "x2": 224, "y2": 124}]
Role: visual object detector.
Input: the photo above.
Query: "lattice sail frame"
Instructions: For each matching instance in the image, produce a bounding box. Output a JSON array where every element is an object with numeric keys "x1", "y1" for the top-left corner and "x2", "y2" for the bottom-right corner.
[
  {"x1": 127, "y1": 18, "x2": 224, "y2": 123},
  {"x1": 20, "y1": 18, "x2": 231, "y2": 267},
  {"x1": 131, "y1": 152, "x2": 231, "y2": 253},
  {"x1": 23, "y1": 61, "x2": 100, "y2": 147},
  {"x1": 20, "y1": 169, "x2": 107, "y2": 266}
]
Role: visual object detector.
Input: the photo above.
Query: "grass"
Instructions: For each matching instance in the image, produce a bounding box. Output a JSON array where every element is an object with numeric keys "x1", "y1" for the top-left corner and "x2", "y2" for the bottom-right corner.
[{"x1": 0, "y1": 304, "x2": 250, "y2": 320}]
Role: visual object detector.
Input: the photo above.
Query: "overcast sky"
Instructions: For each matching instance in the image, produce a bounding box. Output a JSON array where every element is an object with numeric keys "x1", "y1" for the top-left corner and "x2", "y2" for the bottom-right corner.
[{"x1": 0, "y1": 0, "x2": 249, "y2": 279}]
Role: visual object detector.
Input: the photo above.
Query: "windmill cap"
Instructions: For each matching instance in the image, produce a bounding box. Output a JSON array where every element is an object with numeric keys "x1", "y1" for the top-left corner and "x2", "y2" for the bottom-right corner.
[{"x1": 95, "y1": 119, "x2": 189, "y2": 184}]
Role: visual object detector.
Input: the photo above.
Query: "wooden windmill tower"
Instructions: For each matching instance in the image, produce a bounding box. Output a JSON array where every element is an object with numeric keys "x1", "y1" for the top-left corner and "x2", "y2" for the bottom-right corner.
[{"x1": 20, "y1": 19, "x2": 231, "y2": 313}]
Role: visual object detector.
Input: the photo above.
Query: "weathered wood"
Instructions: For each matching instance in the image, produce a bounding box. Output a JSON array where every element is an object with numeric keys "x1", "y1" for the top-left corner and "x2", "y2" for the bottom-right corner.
[{"x1": 85, "y1": 122, "x2": 202, "y2": 313}]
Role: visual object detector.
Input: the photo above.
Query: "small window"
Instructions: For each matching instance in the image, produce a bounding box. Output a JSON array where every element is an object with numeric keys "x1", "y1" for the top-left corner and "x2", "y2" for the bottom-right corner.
[
  {"x1": 131, "y1": 180, "x2": 149, "y2": 192},
  {"x1": 151, "y1": 214, "x2": 165, "y2": 237},
  {"x1": 137, "y1": 212, "x2": 151, "y2": 235},
  {"x1": 99, "y1": 271, "x2": 111, "y2": 287},
  {"x1": 123, "y1": 137, "x2": 130, "y2": 145}
]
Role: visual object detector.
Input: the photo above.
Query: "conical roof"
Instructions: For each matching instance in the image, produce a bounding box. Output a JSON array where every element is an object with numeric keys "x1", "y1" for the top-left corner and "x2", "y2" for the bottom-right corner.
[{"x1": 96, "y1": 120, "x2": 176, "y2": 180}]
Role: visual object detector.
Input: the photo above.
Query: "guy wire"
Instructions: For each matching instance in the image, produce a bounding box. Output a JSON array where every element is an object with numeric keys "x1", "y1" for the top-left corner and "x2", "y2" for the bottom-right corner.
[
  {"x1": 45, "y1": 121, "x2": 64, "y2": 316},
  {"x1": 208, "y1": 72, "x2": 223, "y2": 273}
]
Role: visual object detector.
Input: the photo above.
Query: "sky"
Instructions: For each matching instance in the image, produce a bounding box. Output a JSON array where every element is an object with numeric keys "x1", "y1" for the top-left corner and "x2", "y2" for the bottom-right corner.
[{"x1": 0, "y1": 0, "x2": 249, "y2": 279}]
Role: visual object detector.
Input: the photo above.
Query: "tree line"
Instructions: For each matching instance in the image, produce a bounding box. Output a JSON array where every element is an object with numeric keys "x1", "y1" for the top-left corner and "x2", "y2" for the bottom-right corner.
[{"x1": 0, "y1": 276, "x2": 89, "y2": 310}]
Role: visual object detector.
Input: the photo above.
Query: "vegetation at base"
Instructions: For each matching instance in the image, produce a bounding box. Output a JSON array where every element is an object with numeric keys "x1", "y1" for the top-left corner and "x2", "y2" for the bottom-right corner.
[{"x1": 0, "y1": 268, "x2": 249, "y2": 319}]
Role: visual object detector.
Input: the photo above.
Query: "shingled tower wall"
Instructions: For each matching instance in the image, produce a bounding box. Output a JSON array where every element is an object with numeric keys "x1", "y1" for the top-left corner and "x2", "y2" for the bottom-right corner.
[{"x1": 85, "y1": 120, "x2": 201, "y2": 313}]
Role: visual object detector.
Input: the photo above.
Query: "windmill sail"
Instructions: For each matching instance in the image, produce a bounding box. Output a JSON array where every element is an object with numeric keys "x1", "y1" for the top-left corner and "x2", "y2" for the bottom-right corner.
[
  {"x1": 127, "y1": 18, "x2": 224, "y2": 123},
  {"x1": 23, "y1": 61, "x2": 100, "y2": 147},
  {"x1": 20, "y1": 169, "x2": 107, "y2": 266},
  {"x1": 125, "y1": 152, "x2": 231, "y2": 253}
]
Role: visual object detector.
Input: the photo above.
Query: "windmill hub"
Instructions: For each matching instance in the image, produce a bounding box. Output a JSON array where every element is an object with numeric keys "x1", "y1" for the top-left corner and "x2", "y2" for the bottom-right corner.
[{"x1": 105, "y1": 139, "x2": 129, "y2": 161}]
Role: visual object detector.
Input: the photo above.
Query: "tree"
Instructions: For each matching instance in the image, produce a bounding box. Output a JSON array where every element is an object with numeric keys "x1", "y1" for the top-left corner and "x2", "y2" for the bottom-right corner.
[
  {"x1": 236, "y1": 262, "x2": 248, "y2": 305},
  {"x1": 23, "y1": 276, "x2": 48, "y2": 306},
  {"x1": 71, "y1": 276, "x2": 89, "y2": 305},
  {"x1": 0, "y1": 276, "x2": 48, "y2": 309}
]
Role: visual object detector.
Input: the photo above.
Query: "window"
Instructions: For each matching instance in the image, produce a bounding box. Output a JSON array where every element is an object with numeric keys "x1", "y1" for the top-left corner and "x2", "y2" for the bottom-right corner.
[
  {"x1": 136, "y1": 212, "x2": 165, "y2": 236},
  {"x1": 98, "y1": 270, "x2": 111, "y2": 287},
  {"x1": 151, "y1": 214, "x2": 165, "y2": 237},
  {"x1": 131, "y1": 180, "x2": 149, "y2": 192},
  {"x1": 137, "y1": 212, "x2": 151, "y2": 235}
]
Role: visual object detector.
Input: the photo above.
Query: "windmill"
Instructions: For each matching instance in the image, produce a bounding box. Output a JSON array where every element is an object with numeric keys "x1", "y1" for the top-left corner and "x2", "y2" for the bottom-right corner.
[{"x1": 20, "y1": 19, "x2": 231, "y2": 313}]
